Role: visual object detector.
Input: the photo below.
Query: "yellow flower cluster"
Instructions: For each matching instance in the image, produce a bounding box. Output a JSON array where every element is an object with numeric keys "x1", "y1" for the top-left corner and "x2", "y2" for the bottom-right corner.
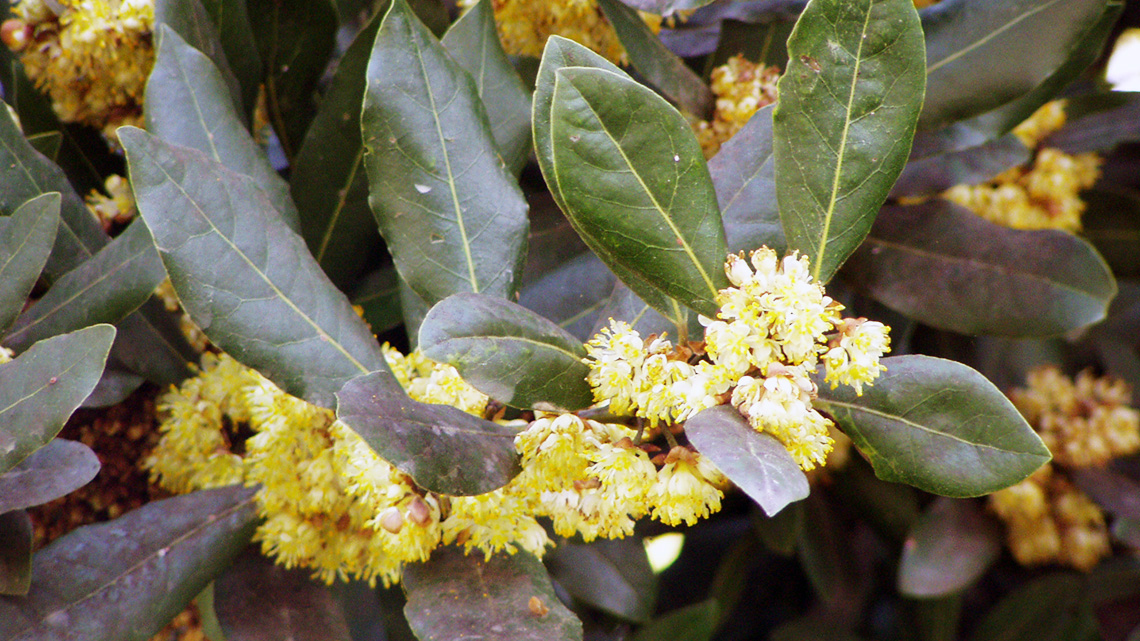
[
  {"x1": 584, "y1": 248, "x2": 890, "y2": 471},
  {"x1": 695, "y1": 55, "x2": 781, "y2": 157},
  {"x1": 942, "y1": 101, "x2": 1102, "y2": 232},
  {"x1": 460, "y1": 0, "x2": 660, "y2": 63},
  {"x1": 989, "y1": 465, "x2": 1110, "y2": 572},
  {"x1": 5, "y1": 0, "x2": 154, "y2": 139},
  {"x1": 86, "y1": 174, "x2": 136, "y2": 230},
  {"x1": 988, "y1": 367, "x2": 1140, "y2": 571}
]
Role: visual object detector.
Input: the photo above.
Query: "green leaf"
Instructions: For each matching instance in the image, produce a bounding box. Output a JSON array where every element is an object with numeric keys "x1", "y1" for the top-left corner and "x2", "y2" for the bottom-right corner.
[
  {"x1": 897, "y1": 498, "x2": 1001, "y2": 599},
  {"x1": 402, "y1": 546, "x2": 582, "y2": 641},
  {"x1": 442, "y1": 0, "x2": 532, "y2": 176},
  {"x1": 213, "y1": 548, "x2": 352, "y2": 641},
  {"x1": 711, "y1": 18, "x2": 796, "y2": 71},
  {"x1": 518, "y1": 253, "x2": 615, "y2": 342},
  {"x1": 146, "y1": 25, "x2": 300, "y2": 233},
  {"x1": 398, "y1": 277, "x2": 432, "y2": 347},
  {"x1": 1044, "y1": 91, "x2": 1140, "y2": 154},
  {"x1": 0, "y1": 511, "x2": 31, "y2": 597},
  {"x1": 550, "y1": 66, "x2": 727, "y2": 316},
  {"x1": 336, "y1": 371, "x2": 520, "y2": 495},
  {"x1": 796, "y1": 492, "x2": 860, "y2": 605},
  {"x1": 814, "y1": 355, "x2": 1052, "y2": 497},
  {"x1": 107, "y1": 299, "x2": 197, "y2": 388},
  {"x1": 0, "y1": 324, "x2": 115, "y2": 474},
  {"x1": 970, "y1": 574, "x2": 1092, "y2": 641},
  {"x1": 919, "y1": 0, "x2": 1110, "y2": 131},
  {"x1": 81, "y1": 368, "x2": 145, "y2": 409},
  {"x1": 25, "y1": 132, "x2": 61, "y2": 161},
  {"x1": 843, "y1": 201, "x2": 1117, "y2": 337},
  {"x1": 890, "y1": 134, "x2": 1030, "y2": 198},
  {"x1": 532, "y1": 37, "x2": 687, "y2": 322},
  {"x1": 292, "y1": 15, "x2": 384, "y2": 291},
  {"x1": 154, "y1": 0, "x2": 246, "y2": 122},
  {"x1": 419, "y1": 293, "x2": 593, "y2": 411},
  {"x1": 631, "y1": 600, "x2": 718, "y2": 641},
  {"x1": 707, "y1": 105, "x2": 784, "y2": 254},
  {"x1": 545, "y1": 539, "x2": 657, "y2": 623},
  {"x1": 595, "y1": 0, "x2": 715, "y2": 119},
  {"x1": 832, "y1": 458, "x2": 918, "y2": 542},
  {"x1": 0, "y1": 193, "x2": 59, "y2": 334},
  {"x1": 351, "y1": 266, "x2": 403, "y2": 336},
  {"x1": 0, "y1": 439, "x2": 100, "y2": 514},
  {"x1": 0, "y1": 485, "x2": 259, "y2": 641},
  {"x1": 247, "y1": 0, "x2": 338, "y2": 161},
  {"x1": 618, "y1": 0, "x2": 717, "y2": 14},
  {"x1": 773, "y1": 0, "x2": 926, "y2": 284},
  {"x1": 362, "y1": 0, "x2": 529, "y2": 307},
  {"x1": 754, "y1": 500, "x2": 804, "y2": 556},
  {"x1": 591, "y1": 281, "x2": 678, "y2": 340},
  {"x1": 3, "y1": 219, "x2": 167, "y2": 353},
  {"x1": 198, "y1": 0, "x2": 263, "y2": 118},
  {"x1": 685, "y1": 406, "x2": 809, "y2": 516},
  {"x1": 121, "y1": 127, "x2": 395, "y2": 409}
]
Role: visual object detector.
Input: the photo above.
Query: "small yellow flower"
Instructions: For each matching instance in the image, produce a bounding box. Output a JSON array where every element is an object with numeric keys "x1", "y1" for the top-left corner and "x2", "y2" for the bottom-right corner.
[{"x1": 694, "y1": 55, "x2": 781, "y2": 157}]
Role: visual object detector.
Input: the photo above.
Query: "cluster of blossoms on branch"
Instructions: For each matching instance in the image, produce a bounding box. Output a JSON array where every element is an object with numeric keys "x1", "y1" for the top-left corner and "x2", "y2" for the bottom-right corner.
[
  {"x1": 148, "y1": 249, "x2": 890, "y2": 584},
  {"x1": 989, "y1": 367, "x2": 1140, "y2": 571},
  {"x1": 694, "y1": 54, "x2": 781, "y2": 157}
]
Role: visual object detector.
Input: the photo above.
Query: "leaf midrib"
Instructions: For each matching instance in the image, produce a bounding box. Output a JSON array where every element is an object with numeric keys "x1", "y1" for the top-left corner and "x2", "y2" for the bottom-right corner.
[{"x1": 926, "y1": 0, "x2": 1066, "y2": 74}]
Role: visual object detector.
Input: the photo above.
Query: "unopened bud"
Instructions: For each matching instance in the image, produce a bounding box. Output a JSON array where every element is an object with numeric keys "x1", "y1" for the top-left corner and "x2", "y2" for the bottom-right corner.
[
  {"x1": 378, "y1": 507, "x2": 403, "y2": 534},
  {"x1": 407, "y1": 496, "x2": 432, "y2": 526},
  {"x1": 1, "y1": 20, "x2": 31, "y2": 52}
]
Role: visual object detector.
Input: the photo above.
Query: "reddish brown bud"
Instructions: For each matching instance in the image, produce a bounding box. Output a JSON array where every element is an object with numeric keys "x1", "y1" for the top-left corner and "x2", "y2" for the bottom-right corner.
[{"x1": 1, "y1": 20, "x2": 30, "y2": 52}]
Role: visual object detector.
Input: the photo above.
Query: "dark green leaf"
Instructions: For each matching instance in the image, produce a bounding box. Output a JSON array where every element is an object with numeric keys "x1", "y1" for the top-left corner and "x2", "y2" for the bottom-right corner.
[
  {"x1": 399, "y1": 277, "x2": 431, "y2": 348},
  {"x1": 0, "y1": 439, "x2": 100, "y2": 514},
  {"x1": 753, "y1": 500, "x2": 803, "y2": 556},
  {"x1": 81, "y1": 367, "x2": 145, "y2": 409},
  {"x1": 352, "y1": 266, "x2": 403, "y2": 336},
  {"x1": 0, "y1": 511, "x2": 31, "y2": 597},
  {"x1": 596, "y1": 0, "x2": 715, "y2": 119},
  {"x1": 362, "y1": 0, "x2": 529, "y2": 306},
  {"x1": 403, "y1": 546, "x2": 581, "y2": 641},
  {"x1": 154, "y1": 0, "x2": 246, "y2": 121},
  {"x1": 631, "y1": 600, "x2": 718, "y2": 641},
  {"x1": 518, "y1": 252, "x2": 615, "y2": 342},
  {"x1": 121, "y1": 127, "x2": 395, "y2": 409},
  {"x1": 843, "y1": 201, "x2": 1117, "y2": 337},
  {"x1": 0, "y1": 485, "x2": 259, "y2": 641},
  {"x1": 1070, "y1": 467, "x2": 1140, "y2": 519},
  {"x1": 532, "y1": 37, "x2": 685, "y2": 321},
  {"x1": 897, "y1": 498, "x2": 1001, "y2": 598},
  {"x1": 832, "y1": 457, "x2": 918, "y2": 542},
  {"x1": 408, "y1": 0, "x2": 450, "y2": 36},
  {"x1": 0, "y1": 324, "x2": 115, "y2": 474},
  {"x1": 214, "y1": 547, "x2": 352, "y2": 641},
  {"x1": 545, "y1": 538, "x2": 657, "y2": 623},
  {"x1": 550, "y1": 65, "x2": 727, "y2": 316},
  {"x1": 247, "y1": 0, "x2": 338, "y2": 160},
  {"x1": 913, "y1": 596, "x2": 962, "y2": 641},
  {"x1": 442, "y1": 0, "x2": 532, "y2": 176},
  {"x1": 0, "y1": 193, "x2": 59, "y2": 334},
  {"x1": 336, "y1": 371, "x2": 520, "y2": 496},
  {"x1": 889, "y1": 134, "x2": 1030, "y2": 198},
  {"x1": 1081, "y1": 189, "x2": 1140, "y2": 279},
  {"x1": 198, "y1": 0, "x2": 263, "y2": 118},
  {"x1": 3, "y1": 219, "x2": 167, "y2": 353},
  {"x1": 920, "y1": 0, "x2": 1109, "y2": 131},
  {"x1": 685, "y1": 405, "x2": 809, "y2": 516},
  {"x1": 773, "y1": 0, "x2": 925, "y2": 284},
  {"x1": 107, "y1": 299, "x2": 197, "y2": 387},
  {"x1": 771, "y1": 617, "x2": 867, "y2": 641},
  {"x1": 815, "y1": 355, "x2": 1052, "y2": 497},
  {"x1": 796, "y1": 492, "x2": 859, "y2": 606},
  {"x1": 590, "y1": 281, "x2": 678, "y2": 340},
  {"x1": 711, "y1": 18, "x2": 795, "y2": 71},
  {"x1": 292, "y1": 16, "x2": 384, "y2": 291},
  {"x1": 1044, "y1": 91, "x2": 1140, "y2": 154},
  {"x1": 419, "y1": 293, "x2": 593, "y2": 411},
  {"x1": 25, "y1": 132, "x2": 60, "y2": 161},
  {"x1": 708, "y1": 104, "x2": 784, "y2": 254},
  {"x1": 618, "y1": 0, "x2": 716, "y2": 14},
  {"x1": 146, "y1": 25, "x2": 300, "y2": 232},
  {"x1": 970, "y1": 574, "x2": 1093, "y2": 641}
]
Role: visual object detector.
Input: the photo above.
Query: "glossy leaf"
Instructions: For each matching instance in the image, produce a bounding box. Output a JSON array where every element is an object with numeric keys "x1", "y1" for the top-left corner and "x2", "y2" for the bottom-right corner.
[
  {"x1": 970, "y1": 574, "x2": 1093, "y2": 641},
  {"x1": 0, "y1": 511, "x2": 31, "y2": 597},
  {"x1": 920, "y1": 0, "x2": 1110, "y2": 131},
  {"x1": 0, "y1": 324, "x2": 115, "y2": 474},
  {"x1": 154, "y1": 0, "x2": 246, "y2": 120},
  {"x1": 0, "y1": 439, "x2": 101, "y2": 514},
  {"x1": 518, "y1": 252, "x2": 615, "y2": 342},
  {"x1": 897, "y1": 498, "x2": 1001, "y2": 598},
  {"x1": 291, "y1": 16, "x2": 383, "y2": 290},
  {"x1": 247, "y1": 0, "x2": 338, "y2": 160},
  {"x1": 213, "y1": 548, "x2": 352, "y2": 641},
  {"x1": 532, "y1": 37, "x2": 685, "y2": 321},
  {"x1": 362, "y1": 0, "x2": 529, "y2": 306},
  {"x1": 773, "y1": 0, "x2": 925, "y2": 284},
  {"x1": 545, "y1": 539, "x2": 657, "y2": 623},
  {"x1": 146, "y1": 25, "x2": 299, "y2": 232},
  {"x1": 708, "y1": 105, "x2": 784, "y2": 254},
  {"x1": 121, "y1": 127, "x2": 395, "y2": 409},
  {"x1": 336, "y1": 371, "x2": 520, "y2": 496},
  {"x1": 442, "y1": 0, "x2": 532, "y2": 176},
  {"x1": 550, "y1": 66, "x2": 727, "y2": 316},
  {"x1": 0, "y1": 193, "x2": 59, "y2": 334},
  {"x1": 0, "y1": 485, "x2": 259, "y2": 641},
  {"x1": 403, "y1": 546, "x2": 582, "y2": 641},
  {"x1": 889, "y1": 134, "x2": 1030, "y2": 198},
  {"x1": 419, "y1": 293, "x2": 593, "y2": 411},
  {"x1": 3, "y1": 219, "x2": 167, "y2": 353},
  {"x1": 596, "y1": 0, "x2": 715, "y2": 119},
  {"x1": 815, "y1": 355, "x2": 1052, "y2": 497},
  {"x1": 843, "y1": 201, "x2": 1117, "y2": 337},
  {"x1": 631, "y1": 600, "x2": 718, "y2": 641},
  {"x1": 686, "y1": 405, "x2": 809, "y2": 516}
]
